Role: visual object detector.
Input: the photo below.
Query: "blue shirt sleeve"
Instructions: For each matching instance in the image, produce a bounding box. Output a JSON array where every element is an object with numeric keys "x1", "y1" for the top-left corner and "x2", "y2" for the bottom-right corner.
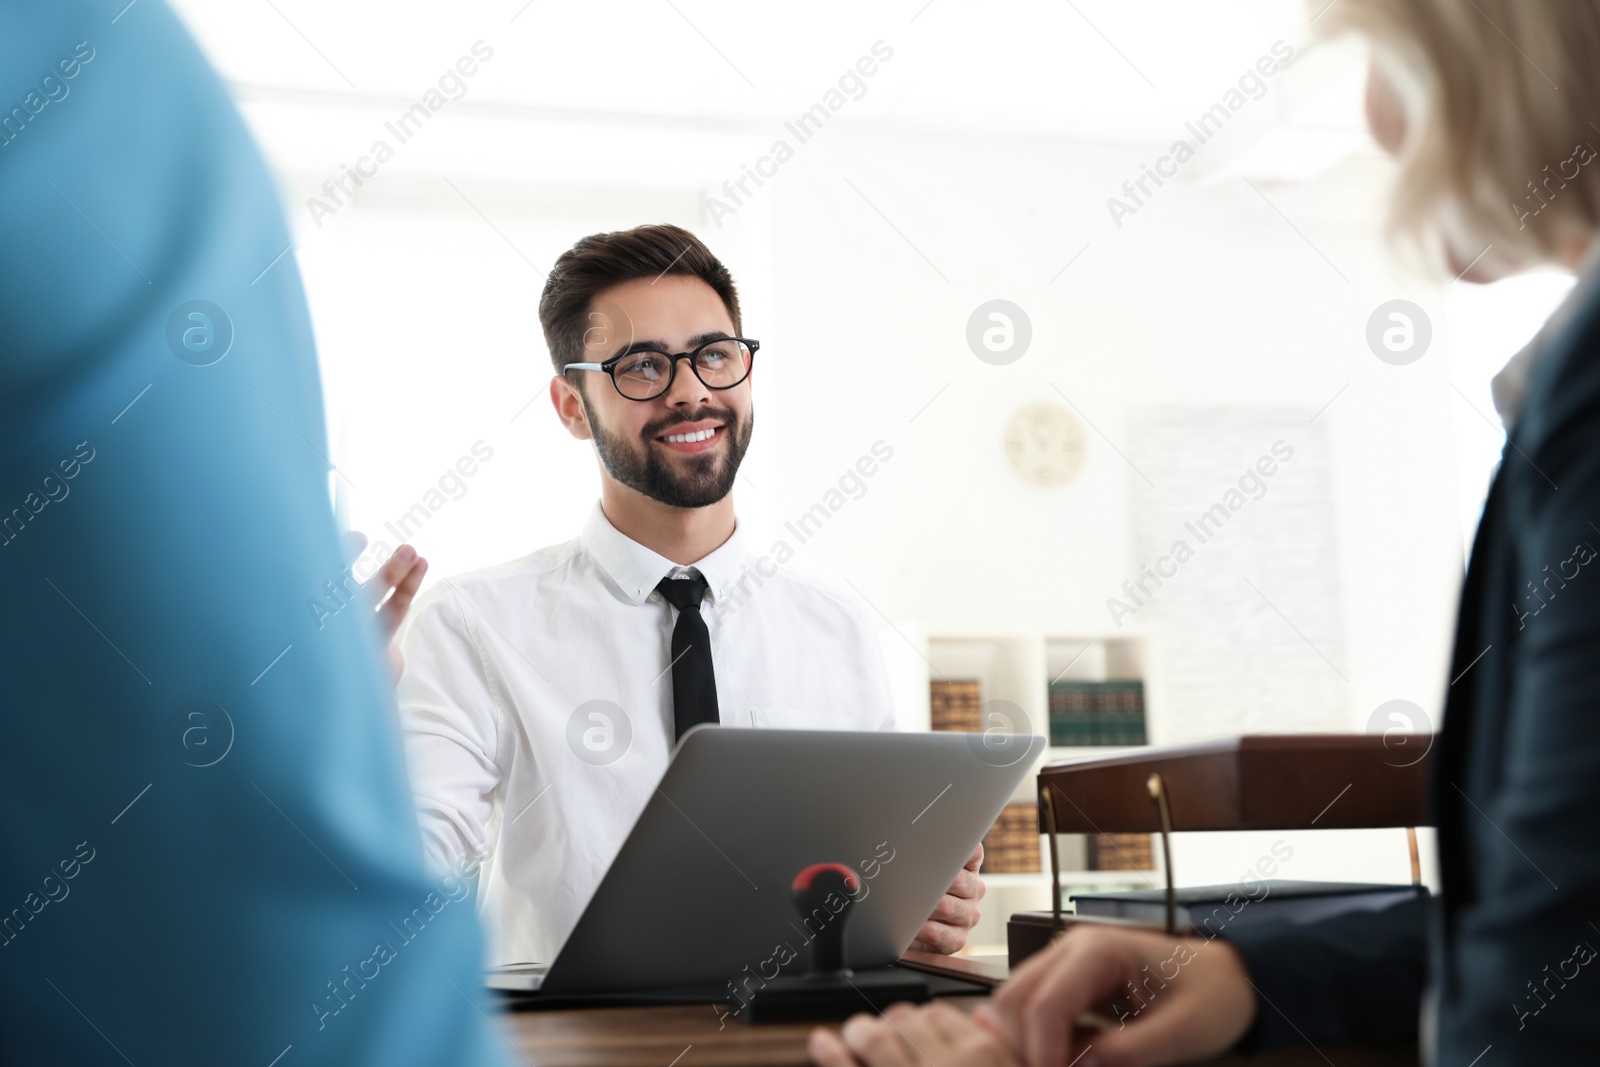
[{"x1": 0, "y1": 3, "x2": 509, "y2": 1063}]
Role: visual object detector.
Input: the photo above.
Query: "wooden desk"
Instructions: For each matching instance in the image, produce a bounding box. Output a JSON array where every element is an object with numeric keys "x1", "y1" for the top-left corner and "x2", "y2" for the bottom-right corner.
[
  {"x1": 500, "y1": 998, "x2": 1415, "y2": 1066},
  {"x1": 499, "y1": 953, "x2": 1415, "y2": 1065},
  {"x1": 502, "y1": 999, "x2": 839, "y2": 1067}
]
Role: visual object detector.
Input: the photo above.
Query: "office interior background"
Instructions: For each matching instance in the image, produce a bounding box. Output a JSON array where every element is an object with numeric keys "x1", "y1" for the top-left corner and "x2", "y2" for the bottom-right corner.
[{"x1": 174, "y1": 0, "x2": 1576, "y2": 953}]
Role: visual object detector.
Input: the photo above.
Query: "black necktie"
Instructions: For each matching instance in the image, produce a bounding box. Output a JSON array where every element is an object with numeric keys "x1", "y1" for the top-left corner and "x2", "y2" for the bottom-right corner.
[{"x1": 656, "y1": 573, "x2": 720, "y2": 741}]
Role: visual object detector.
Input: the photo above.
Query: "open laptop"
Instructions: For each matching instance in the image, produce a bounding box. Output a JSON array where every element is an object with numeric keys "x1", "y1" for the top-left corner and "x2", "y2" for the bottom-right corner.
[{"x1": 487, "y1": 724, "x2": 1044, "y2": 995}]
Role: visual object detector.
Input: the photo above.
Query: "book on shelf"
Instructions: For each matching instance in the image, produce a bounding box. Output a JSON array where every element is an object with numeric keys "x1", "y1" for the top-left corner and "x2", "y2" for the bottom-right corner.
[
  {"x1": 1069, "y1": 880, "x2": 1426, "y2": 931},
  {"x1": 930, "y1": 679, "x2": 982, "y2": 733},
  {"x1": 1086, "y1": 832, "x2": 1153, "y2": 872},
  {"x1": 980, "y1": 802, "x2": 1041, "y2": 874},
  {"x1": 1048, "y1": 679, "x2": 1146, "y2": 746}
]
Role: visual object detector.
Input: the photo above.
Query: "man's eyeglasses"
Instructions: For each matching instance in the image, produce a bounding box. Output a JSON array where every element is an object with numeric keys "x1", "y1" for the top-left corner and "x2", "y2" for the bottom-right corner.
[{"x1": 565, "y1": 337, "x2": 758, "y2": 402}]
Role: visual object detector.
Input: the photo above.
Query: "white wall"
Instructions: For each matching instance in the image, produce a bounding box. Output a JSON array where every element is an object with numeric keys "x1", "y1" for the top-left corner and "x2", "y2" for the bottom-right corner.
[{"x1": 189, "y1": 0, "x2": 1576, "y2": 904}]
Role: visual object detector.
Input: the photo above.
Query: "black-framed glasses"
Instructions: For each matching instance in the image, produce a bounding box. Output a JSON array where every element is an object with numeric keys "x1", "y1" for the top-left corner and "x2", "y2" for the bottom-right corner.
[{"x1": 565, "y1": 337, "x2": 759, "y2": 401}]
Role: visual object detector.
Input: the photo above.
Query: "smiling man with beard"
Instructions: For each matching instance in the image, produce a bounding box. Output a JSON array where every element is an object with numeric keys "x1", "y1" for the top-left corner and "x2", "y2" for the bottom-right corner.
[{"x1": 391, "y1": 224, "x2": 984, "y2": 969}]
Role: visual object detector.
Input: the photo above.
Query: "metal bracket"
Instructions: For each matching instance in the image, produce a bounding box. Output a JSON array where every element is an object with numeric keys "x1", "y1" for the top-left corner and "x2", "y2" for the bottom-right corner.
[{"x1": 1146, "y1": 772, "x2": 1177, "y2": 936}]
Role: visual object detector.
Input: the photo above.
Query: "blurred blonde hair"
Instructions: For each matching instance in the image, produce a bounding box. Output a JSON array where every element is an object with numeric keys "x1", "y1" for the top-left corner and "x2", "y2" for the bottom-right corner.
[{"x1": 1325, "y1": 0, "x2": 1600, "y2": 273}]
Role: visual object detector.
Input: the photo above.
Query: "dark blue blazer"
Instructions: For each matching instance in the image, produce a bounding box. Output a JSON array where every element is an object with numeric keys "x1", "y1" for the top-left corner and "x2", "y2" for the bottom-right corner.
[{"x1": 1227, "y1": 280, "x2": 1600, "y2": 1061}]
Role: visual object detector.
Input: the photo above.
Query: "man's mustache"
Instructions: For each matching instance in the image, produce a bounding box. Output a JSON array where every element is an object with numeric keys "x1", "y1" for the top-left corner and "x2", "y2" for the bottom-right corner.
[{"x1": 642, "y1": 408, "x2": 738, "y2": 438}]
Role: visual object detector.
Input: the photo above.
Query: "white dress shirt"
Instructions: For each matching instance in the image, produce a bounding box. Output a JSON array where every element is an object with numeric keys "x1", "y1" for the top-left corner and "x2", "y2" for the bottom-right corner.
[
  {"x1": 394, "y1": 503, "x2": 896, "y2": 965},
  {"x1": 1491, "y1": 240, "x2": 1600, "y2": 428}
]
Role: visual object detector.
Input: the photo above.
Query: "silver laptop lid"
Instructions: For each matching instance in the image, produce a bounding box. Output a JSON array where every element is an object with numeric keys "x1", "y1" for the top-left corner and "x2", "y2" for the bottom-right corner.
[{"x1": 541, "y1": 726, "x2": 1043, "y2": 994}]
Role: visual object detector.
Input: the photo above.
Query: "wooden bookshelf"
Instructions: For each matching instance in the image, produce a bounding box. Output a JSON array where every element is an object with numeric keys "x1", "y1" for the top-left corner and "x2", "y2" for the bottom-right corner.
[{"x1": 910, "y1": 632, "x2": 1155, "y2": 954}]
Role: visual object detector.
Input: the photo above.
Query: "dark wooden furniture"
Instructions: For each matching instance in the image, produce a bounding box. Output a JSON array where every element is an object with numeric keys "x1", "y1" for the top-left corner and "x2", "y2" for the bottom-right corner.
[
  {"x1": 1013, "y1": 734, "x2": 1433, "y2": 955},
  {"x1": 995, "y1": 735, "x2": 1434, "y2": 1059},
  {"x1": 1037, "y1": 733, "x2": 1433, "y2": 834}
]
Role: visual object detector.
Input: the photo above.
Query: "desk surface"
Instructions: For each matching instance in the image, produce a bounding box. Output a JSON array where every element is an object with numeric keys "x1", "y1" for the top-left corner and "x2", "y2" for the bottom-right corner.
[{"x1": 500, "y1": 998, "x2": 1416, "y2": 1067}]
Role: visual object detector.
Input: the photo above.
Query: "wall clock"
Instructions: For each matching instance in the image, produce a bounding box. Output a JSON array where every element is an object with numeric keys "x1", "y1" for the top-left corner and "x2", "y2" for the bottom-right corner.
[{"x1": 1004, "y1": 403, "x2": 1085, "y2": 487}]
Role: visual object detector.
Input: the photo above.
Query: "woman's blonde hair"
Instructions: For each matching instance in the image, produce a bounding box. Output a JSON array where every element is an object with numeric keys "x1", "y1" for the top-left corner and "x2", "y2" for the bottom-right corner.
[{"x1": 1326, "y1": 0, "x2": 1600, "y2": 272}]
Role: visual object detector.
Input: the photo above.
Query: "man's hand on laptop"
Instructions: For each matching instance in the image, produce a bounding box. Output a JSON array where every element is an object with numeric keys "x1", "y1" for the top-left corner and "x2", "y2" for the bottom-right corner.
[{"x1": 909, "y1": 843, "x2": 985, "y2": 955}]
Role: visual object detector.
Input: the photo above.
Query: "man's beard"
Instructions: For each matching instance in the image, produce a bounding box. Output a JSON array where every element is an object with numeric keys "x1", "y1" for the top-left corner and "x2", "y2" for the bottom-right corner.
[{"x1": 582, "y1": 394, "x2": 754, "y2": 509}]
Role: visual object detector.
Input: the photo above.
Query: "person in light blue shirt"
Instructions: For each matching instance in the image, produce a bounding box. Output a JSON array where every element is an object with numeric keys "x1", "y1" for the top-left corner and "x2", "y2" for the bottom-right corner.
[{"x1": 0, "y1": 2, "x2": 506, "y2": 1063}]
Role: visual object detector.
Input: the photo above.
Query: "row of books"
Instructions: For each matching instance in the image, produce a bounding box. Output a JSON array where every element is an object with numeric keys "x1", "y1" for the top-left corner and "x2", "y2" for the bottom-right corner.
[
  {"x1": 978, "y1": 807, "x2": 1155, "y2": 876},
  {"x1": 1049, "y1": 680, "x2": 1147, "y2": 746},
  {"x1": 980, "y1": 802, "x2": 1042, "y2": 874},
  {"x1": 931, "y1": 679, "x2": 1149, "y2": 745},
  {"x1": 929, "y1": 679, "x2": 984, "y2": 733},
  {"x1": 1086, "y1": 832, "x2": 1154, "y2": 872}
]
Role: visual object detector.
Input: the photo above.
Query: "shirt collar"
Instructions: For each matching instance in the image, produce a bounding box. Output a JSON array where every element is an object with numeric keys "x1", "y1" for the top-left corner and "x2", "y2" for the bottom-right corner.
[
  {"x1": 580, "y1": 502, "x2": 748, "y2": 606},
  {"x1": 1492, "y1": 239, "x2": 1600, "y2": 429}
]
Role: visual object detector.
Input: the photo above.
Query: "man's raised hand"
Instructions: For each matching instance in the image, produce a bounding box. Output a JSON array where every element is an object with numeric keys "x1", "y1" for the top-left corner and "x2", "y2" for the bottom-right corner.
[{"x1": 342, "y1": 532, "x2": 428, "y2": 682}]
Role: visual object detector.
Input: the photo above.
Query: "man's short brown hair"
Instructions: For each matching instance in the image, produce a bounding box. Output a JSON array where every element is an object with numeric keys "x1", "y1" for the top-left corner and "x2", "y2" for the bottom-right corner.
[{"x1": 539, "y1": 223, "x2": 742, "y2": 374}]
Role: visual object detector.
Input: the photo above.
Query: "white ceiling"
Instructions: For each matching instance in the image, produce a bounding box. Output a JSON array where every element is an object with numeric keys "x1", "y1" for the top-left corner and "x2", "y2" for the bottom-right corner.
[{"x1": 167, "y1": 0, "x2": 1372, "y2": 150}]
